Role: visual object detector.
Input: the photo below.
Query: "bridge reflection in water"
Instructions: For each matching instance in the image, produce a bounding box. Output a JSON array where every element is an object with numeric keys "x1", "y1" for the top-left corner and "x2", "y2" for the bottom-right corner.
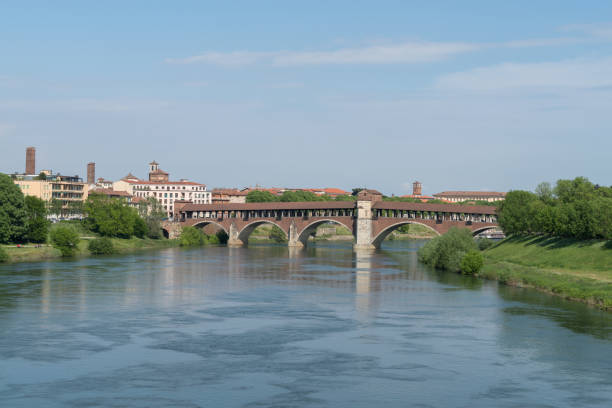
[{"x1": 164, "y1": 198, "x2": 498, "y2": 250}]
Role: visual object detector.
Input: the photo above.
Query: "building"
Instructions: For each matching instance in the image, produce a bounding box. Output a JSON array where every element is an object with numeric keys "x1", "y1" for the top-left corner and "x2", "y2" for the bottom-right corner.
[
  {"x1": 13, "y1": 173, "x2": 88, "y2": 209},
  {"x1": 94, "y1": 178, "x2": 114, "y2": 189},
  {"x1": 113, "y1": 161, "x2": 210, "y2": 218},
  {"x1": 433, "y1": 191, "x2": 506, "y2": 203},
  {"x1": 211, "y1": 188, "x2": 248, "y2": 204},
  {"x1": 89, "y1": 187, "x2": 132, "y2": 203},
  {"x1": 356, "y1": 189, "x2": 383, "y2": 202}
]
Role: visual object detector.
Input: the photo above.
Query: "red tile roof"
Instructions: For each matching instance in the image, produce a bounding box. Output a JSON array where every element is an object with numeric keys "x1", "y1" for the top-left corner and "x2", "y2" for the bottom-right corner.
[{"x1": 434, "y1": 191, "x2": 506, "y2": 198}]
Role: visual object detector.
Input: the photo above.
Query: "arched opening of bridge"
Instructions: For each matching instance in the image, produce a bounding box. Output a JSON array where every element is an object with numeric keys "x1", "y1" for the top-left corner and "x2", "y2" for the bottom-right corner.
[
  {"x1": 192, "y1": 221, "x2": 230, "y2": 244},
  {"x1": 371, "y1": 221, "x2": 441, "y2": 249},
  {"x1": 237, "y1": 221, "x2": 287, "y2": 246},
  {"x1": 297, "y1": 219, "x2": 354, "y2": 247},
  {"x1": 472, "y1": 226, "x2": 502, "y2": 238}
]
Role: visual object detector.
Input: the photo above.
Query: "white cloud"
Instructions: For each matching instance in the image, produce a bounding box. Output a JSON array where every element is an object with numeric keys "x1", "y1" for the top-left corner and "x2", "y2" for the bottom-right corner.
[
  {"x1": 166, "y1": 42, "x2": 481, "y2": 67},
  {"x1": 435, "y1": 57, "x2": 612, "y2": 91},
  {"x1": 271, "y1": 42, "x2": 480, "y2": 66},
  {"x1": 166, "y1": 51, "x2": 274, "y2": 66}
]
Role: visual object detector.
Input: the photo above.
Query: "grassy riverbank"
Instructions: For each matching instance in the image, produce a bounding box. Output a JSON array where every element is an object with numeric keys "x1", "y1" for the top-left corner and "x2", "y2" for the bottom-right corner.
[
  {"x1": 2, "y1": 237, "x2": 179, "y2": 263},
  {"x1": 481, "y1": 236, "x2": 612, "y2": 309}
]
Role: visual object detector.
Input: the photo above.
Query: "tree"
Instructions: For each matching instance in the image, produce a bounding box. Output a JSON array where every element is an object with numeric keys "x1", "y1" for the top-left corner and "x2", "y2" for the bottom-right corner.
[
  {"x1": 24, "y1": 196, "x2": 49, "y2": 243},
  {"x1": 460, "y1": 250, "x2": 484, "y2": 275},
  {"x1": 0, "y1": 173, "x2": 27, "y2": 243},
  {"x1": 351, "y1": 188, "x2": 364, "y2": 196},
  {"x1": 47, "y1": 198, "x2": 63, "y2": 218},
  {"x1": 50, "y1": 225, "x2": 80, "y2": 256},
  {"x1": 534, "y1": 182, "x2": 554, "y2": 204},
  {"x1": 418, "y1": 227, "x2": 477, "y2": 272},
  {"x1": 36, "y1": 172, "x2": 47, "y2": 180},
  {"x1": 497, "y1": 190, "x2": 538, "y2": 235},
  {"x1": 179, "y1": 226, "x2": 206, "y2": 246},
  {"x1": 246, "y1": 190, "x2": 278, "y2": 203},
  {"x1": 88, "y1": 237, "x2": 115, "y2": 255},
  {"x1": 84, "y1": 194, "x2": 140, "y2": 238},
  {"x1": 138, "y1": 197, "x2": 165, "y2": 239},
  {"x1": 554, "y1": 177, "x2": 596, "y2": 203}
]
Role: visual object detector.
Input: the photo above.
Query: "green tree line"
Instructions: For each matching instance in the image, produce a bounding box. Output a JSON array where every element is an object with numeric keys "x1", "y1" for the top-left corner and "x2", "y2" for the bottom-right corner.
[{"x1": 498, "y1": 177, "x2": 612, "y2": 240}]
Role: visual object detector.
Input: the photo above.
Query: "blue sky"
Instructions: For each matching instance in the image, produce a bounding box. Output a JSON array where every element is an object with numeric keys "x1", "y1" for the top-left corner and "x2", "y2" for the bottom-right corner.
[{"x1": 1, "y1": 1, "x2": 611, "y2": 195}]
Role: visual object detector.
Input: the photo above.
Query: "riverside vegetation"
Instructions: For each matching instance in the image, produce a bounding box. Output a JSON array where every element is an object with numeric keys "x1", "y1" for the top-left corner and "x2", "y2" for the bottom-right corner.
[
  {"x1": 419, "y1": 177, "x2": 612, "y2": 309},
  {"x1": 0, "y1": 172, "x2": 178, "y2": 262}
]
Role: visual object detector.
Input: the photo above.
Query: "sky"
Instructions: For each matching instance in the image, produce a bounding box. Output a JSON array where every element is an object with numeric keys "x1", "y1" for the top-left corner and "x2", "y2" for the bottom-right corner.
[{"x1": 1, "y1": 1, "x2": 611, "y2": 196}]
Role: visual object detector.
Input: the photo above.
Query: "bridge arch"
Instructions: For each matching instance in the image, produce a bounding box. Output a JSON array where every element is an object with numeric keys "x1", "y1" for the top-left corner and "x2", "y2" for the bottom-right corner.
[
  {"x1": 471, "y1": 226, "x2": 499, "y2": 236},
  {"x1": 191, "y1": 220, "x2": 229, "y2": 235},
  {"x1": 237, "y1": 220, "x2": 287, "y2": 245},
  {"x1": 371, "y1": 221, "x2": 440, "y2": 248},
  {"x1": 296, "y1": 219, "x2": 354, "y2": 246}
]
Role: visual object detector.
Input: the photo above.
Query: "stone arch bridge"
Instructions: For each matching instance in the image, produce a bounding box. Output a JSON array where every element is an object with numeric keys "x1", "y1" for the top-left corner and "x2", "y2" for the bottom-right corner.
[{"x1": 163, "y1": 200, "x2": 498, "y2": 250}]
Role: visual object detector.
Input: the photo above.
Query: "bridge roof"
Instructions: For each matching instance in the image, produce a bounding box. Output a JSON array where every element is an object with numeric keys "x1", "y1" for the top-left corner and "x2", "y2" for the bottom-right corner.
[
  {"x1": 372, "y1": 201, "x2": 497, "y2": 214},
  {"x1": 180, "y1": 201, "x2": 356, "y2": 212}
]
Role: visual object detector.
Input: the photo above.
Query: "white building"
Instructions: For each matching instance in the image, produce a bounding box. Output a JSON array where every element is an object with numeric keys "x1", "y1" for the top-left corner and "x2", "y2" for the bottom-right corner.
[{"x1": 113, "y1": 161, "x2": 211, "y2": 218}]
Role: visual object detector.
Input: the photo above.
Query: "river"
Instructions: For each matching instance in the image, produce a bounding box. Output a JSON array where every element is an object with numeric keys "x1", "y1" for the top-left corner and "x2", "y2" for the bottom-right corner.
[{"x1": 1, "y1": 241, "x2": 611, "y2": 407}]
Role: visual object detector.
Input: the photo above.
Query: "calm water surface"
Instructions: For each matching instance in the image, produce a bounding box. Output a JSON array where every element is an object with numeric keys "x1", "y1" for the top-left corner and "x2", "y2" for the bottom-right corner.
[{"x1": 1, "y1": 241, "x2": 612, "y2": 407}]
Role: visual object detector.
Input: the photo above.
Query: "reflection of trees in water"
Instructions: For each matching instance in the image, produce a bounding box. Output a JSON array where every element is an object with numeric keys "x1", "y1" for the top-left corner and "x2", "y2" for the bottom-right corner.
[{"x1": 498, "y1": 285, "x2": 612, "y2": 340}]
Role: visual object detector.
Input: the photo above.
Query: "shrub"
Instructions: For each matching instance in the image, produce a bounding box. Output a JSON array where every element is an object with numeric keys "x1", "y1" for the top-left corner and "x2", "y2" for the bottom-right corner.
[
  {"x1": 0, "y1": 246, "x2": 8, "y2": 263},
  {"x1": 133, "y1": 217, "x2": 147, "y2": 238},
  {"x1": 477, "y1": 238, "x2": 495, "y2": 251},
  {"x1": 207, "y1": 234, "x2": 220, "y2": 245},
  {"x1": 180, "y1": 226, "x2": 206, "y2": 247},
  {"x1": 460, "y1": 250, "x2": 484, "y2": 275},
  {"x1": 418, "y1": 227, "x2": 477, "y2": 272},
  {"x1": 145, "y1": 218, "x2": 162, "y2": 239},
  {"x1": 88, "y1": 237, "x2": 115, "y2": 255},
  {"x1": 50, "y1": 226, "x2": 80, "y2": 257}
]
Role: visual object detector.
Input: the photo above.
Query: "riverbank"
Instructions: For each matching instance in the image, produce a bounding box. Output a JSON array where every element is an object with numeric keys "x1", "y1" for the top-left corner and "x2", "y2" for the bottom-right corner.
[
  {"x1": 2, "y1": 237, "x2": 179, "y2": 263},
  {"x1": 480, "y1": 236, "x2": 612, "y2": 309}
]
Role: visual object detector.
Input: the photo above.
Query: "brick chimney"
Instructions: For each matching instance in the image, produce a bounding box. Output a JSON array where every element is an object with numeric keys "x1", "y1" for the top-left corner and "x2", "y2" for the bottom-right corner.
[
  {"x1": 87, "y1": 162, "x2": 95, "y2": 185},
  {"x1": 25, "y1": 147, "x2": 36, "y2": 175}
]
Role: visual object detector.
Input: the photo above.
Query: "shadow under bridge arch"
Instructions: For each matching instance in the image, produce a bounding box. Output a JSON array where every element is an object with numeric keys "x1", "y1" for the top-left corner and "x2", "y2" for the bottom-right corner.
[
  {"x1": 371, "y1": 221, "x2": 440, "y2": 248},
  {"x1": 296, "y1": 219, "x2": 354, "y2": 246},
  {"x1": 191, "y1": 220, "x2": 229, "y2": 235}
]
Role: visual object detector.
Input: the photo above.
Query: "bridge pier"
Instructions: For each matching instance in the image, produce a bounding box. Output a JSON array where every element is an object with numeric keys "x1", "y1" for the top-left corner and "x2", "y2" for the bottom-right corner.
[
  {"x1": 287, "y1": 221, "x2": 305, "y2": 248},
  {"x1": 227, "y1": 222, "x2": 244, "y2": 247},
  {"x1": 353, "y1": 201, "x2": 376, "y2": 251}
]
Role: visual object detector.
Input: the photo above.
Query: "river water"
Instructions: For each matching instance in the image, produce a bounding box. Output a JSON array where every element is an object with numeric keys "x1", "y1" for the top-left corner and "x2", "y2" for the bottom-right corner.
[{"x1": 1, "y1": 241, "x2": 611, "y2": 407}]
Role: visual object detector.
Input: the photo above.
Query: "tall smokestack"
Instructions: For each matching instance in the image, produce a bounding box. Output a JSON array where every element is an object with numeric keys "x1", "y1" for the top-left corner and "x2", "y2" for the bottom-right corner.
[
  {"x1": 87, "y1": 162, "x2": 95, "y2": 185},
  {"x1": 26, "y1": 147, "x2": 36, "y2": 175}
]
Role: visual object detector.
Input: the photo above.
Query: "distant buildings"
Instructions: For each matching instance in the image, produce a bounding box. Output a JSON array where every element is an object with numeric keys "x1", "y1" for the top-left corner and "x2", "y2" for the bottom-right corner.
[
  {"x1": 211, "y1": 188, "x2": 248, "y2": 204},
  {"x1": 433, "y1": 191, "x2": 506, "y2": 202},
  {"x1": 12, "y1": 148, "x2": 88, "y2": 211},
  {"x1": 240, "y1": 186, "x2": 350, "y2": 199},
  {"x1": 113, "y1": 161, "x2": 211, "y2": 218}
]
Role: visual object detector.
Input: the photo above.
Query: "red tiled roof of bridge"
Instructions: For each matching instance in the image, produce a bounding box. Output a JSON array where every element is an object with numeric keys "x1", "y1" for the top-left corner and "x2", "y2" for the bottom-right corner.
[
  {"x1": 433, "y1": 191, "x2": 506, "y2": 198},
  {"x1": 372, "y1": 201, "x2": 497, "y2": 214},
  {"x1": 179, "y1": 201, "x2": 496, "y2": 215},
  {"x1": 181, "y1": 201, "x2": 357, "y2": 212}
]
